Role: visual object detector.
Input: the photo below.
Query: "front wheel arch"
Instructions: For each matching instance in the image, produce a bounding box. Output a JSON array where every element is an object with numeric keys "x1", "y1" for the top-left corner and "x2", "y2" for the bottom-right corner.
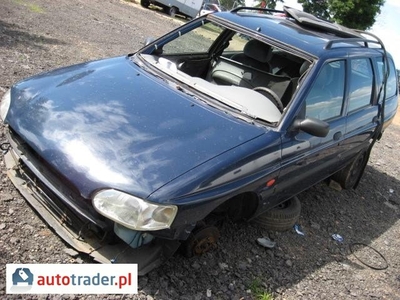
[
  {"x1": 214, "y1": 192, "x2": 259, "y2": 221},
  {"x1": 179, "y1": 192, "x2": 258, "y2": 257}
]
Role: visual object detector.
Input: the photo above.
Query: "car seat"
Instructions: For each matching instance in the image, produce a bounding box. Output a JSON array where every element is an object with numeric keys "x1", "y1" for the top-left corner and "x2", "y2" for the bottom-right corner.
[{"x1": 231, "y1": 39, "x2": 272, "y2": 72}]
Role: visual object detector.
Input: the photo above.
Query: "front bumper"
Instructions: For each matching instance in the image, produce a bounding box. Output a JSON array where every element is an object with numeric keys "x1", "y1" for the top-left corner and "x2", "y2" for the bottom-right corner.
[{"x1": 3, "y1": 131, "x2": 180, "y2": 275}]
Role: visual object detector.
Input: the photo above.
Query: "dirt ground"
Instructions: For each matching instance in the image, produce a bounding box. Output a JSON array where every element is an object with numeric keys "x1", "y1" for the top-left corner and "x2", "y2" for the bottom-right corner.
[
  {"x1": 0, "y1": 0, "x2": 400, "y2": 299},
  {"x1": 393, "y1": 105, "x2": 400, "y2": 126}
]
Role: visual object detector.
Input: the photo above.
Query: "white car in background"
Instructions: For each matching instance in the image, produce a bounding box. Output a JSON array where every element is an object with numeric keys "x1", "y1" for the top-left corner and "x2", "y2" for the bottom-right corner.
[{"x1": 198, "y1": 3, "x2": 223, "y2": 16}]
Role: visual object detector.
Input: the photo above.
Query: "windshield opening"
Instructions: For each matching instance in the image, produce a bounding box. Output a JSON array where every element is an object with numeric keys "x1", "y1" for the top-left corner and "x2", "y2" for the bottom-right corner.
[{"x1": 138, "y1": 18, "x2": 308, "y2": 124}]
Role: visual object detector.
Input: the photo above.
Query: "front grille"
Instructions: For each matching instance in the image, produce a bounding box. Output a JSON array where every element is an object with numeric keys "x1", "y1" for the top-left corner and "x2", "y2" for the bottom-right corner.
[{"x1": 7, "y1": 128, "x2": 112, "y2": 239}]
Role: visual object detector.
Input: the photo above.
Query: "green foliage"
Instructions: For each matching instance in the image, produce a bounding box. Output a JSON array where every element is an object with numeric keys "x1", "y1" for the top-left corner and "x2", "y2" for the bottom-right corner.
[
  {"x1": 12, "y1": 0, "x2": 44, "y2": 13},
  {"x1": 253, "y1": 0, "x2": 284, "y2": 9},
  {"x1": 297, "y1": 0, "x2": 330, "y2": 19},
  {"x1": 297, "y1": 0, "x2": 385, "y2": 30},
  {"x1": 329, "y1": 0, "x2": 385, "y2": 30},
  {"x1": 249, "y1": 278, "x2": 274, "y2": 300},
  {"x1": 221, "y1": 0, "x2": 245, "y2": 10}
]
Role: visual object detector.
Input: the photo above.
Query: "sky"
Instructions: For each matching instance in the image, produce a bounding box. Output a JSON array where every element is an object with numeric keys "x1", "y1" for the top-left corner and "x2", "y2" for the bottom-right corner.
[
  {"x1": 271, "y1": 0, "x2": 400, "y2": 69},
  {"x1": 370, "y1": 0, "x2": 400, "y2": 69}
]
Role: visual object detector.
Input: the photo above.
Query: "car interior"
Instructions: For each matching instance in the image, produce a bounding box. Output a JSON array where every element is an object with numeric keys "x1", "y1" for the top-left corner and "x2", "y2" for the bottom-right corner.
[{"x1": 138, "y1": 20, "x2": 310, "y2": 123}]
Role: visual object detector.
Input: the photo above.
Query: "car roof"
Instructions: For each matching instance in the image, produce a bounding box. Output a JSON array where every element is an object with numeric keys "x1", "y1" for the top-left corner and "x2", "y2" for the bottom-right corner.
[{"x1": 210, "y1": 7, "x2": 383, "y2": 59}]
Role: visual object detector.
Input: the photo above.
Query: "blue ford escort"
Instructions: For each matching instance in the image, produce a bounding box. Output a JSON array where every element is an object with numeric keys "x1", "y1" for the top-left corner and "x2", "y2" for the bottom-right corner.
[{"x1": 1, "y1": 7, "x2": 398, "y2": 274}]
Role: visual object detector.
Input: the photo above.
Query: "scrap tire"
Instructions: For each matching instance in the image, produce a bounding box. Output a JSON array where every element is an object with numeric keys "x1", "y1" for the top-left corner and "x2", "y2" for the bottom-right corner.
[
  {"x1": 253, "y1": 196, "x2": 301, "y2": 231},
  {"x1": 331, "y1": 150, "x2": 367, "y2": 189},
  {"x1": 140, "y1": 0, "x2": 150, "y2": 8},
  {"x1": 168, "y1": 6, "x2": 178, "y2": 17}
]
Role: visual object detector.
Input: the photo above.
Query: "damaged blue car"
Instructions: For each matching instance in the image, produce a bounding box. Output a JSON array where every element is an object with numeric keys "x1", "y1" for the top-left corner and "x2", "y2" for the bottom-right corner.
[{"x1": 1, "y1": 7, "x2": 398, "y2": 275}]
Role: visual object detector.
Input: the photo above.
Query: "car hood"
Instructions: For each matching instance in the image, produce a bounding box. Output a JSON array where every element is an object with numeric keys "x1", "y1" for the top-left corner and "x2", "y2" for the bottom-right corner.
[{"x1": 7, "y1": 56, "x2": 265, "y2": 199}]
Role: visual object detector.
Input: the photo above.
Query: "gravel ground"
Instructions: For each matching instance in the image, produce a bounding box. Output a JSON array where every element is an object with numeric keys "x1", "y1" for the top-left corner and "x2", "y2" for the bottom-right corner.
[{"x1": 1, "y1": 0, "x2": 400, "y2": 299}]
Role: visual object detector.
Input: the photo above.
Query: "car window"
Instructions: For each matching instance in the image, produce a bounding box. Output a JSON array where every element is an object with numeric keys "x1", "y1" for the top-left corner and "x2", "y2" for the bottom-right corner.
[
  {"x1": 162, "y1": 22, "x2": 224, "y2": 55},
  {"x1": 305, "y1": 61, "x2": 345, "y2": 121},
  {"x1": 140, "y1": 19, "x2": 325, "y2": 124},
  {"x1": 347, "y1": 58, "x2": 373, "y2": 112},
  {"x1": 222, "y1": 33, "x2": 249, "y2": 53},
  {"x1": 375, "y1": 57, "x2": 398, "y2": 100}
]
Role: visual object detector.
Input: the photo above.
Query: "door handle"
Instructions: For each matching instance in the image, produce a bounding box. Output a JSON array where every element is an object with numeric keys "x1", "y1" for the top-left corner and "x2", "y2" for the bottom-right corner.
[{"x1": 333, "y1": 131, "x2": 342, "y2": 141}]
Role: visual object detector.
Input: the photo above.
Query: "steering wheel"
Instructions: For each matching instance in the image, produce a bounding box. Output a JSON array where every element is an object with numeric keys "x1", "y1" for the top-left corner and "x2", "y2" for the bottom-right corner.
[{"x1": 253, "y1": 87, "x2": 284, "y2": 113}]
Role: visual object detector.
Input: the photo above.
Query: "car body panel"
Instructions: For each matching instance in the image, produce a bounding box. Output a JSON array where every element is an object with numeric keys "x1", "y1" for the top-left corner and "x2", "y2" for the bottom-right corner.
[
  {"x1": 6, "y1": 56, "x2": 266, "y2": 200},
  {"x1": 149, "y1": 130, "x2": 282, "y2": 225},
  {"x1": 277, "y1": 117, "x2": 347, "y2": 200},
  {"x1": 210, "y1": 13, "x2": 337, "y2": 57},
  {"x1": 1, "y1": 6, "x2": 398, "y2": 275}
]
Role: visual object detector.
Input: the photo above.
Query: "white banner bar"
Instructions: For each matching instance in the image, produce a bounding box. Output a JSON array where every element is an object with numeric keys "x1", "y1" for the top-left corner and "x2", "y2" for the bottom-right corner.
[{"x1": 6, "y1": 264, "x2": 138, "y2": 294}]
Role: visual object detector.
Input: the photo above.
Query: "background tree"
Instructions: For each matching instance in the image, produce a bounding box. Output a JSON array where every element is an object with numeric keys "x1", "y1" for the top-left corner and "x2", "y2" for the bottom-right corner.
[
  {"x1": 220, "y1": 0, "x2": 245, "y2": 9},
  {"x1": 297, "y1": 0, "x2": 330, "y2": 19},
  {"x1": 253, "y1": 0, "x2": 284, "y2": 9},
  {"x1": 297, "y1": 0, "x2": 385, "y2": 30}
]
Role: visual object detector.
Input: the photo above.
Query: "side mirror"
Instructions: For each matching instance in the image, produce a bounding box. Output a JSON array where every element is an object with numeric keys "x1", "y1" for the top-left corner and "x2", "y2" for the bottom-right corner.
[
  {"x1": 292, "y1": 117, "x2": 329, "y2": 137},
  {"x1": 144, "y1": 37, "x2": 155, "y2": 46}
]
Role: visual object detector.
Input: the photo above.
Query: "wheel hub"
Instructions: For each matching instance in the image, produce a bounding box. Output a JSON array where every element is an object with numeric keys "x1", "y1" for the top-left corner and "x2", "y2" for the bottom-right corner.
[{"x1": 189, "y1": 226, "x2": 220, "y2": 256}]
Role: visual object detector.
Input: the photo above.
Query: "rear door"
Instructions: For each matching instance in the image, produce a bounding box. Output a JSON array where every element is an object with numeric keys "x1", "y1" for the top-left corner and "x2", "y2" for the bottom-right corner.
[
  {"x1": 341, "y1": 56, "x2": 399, "y2": 164},
  {"x1": 341, "y1": 57, "x2": 379, "y2": 162},
  {"x1": 376, "y1": 57, "x2": 399, "y2": 128}
]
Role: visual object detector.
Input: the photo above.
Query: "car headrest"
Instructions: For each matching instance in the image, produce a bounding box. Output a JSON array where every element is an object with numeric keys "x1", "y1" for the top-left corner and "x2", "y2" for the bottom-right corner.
[
  {"x1": 299, "y1": 61, "x2": 311, "y2": 75},
  {"x1": 244, "y1": 40, "x2": 273, "y2": 63}
]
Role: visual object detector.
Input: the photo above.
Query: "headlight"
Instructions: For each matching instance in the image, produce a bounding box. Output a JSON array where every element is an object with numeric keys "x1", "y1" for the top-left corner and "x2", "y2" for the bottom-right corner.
[
  {"x1": 0, "y1": 89, "x2": 11, "y2": 122},
  {"x1": 92, "y1": 189, "x2": 178, "y2": 231}
]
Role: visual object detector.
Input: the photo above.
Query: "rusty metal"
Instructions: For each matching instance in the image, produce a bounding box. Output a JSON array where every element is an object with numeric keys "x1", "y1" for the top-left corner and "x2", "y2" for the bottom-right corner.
[{"x1": 189, "y1": 226, "x2": 220, "y2": 256}]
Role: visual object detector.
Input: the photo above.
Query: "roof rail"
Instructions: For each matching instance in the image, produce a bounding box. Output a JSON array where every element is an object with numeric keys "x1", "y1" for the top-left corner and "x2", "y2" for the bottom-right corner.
[
  {"x1": 230, "y1": 6, "x2": 284, "y2": 14},
  {"x1": 354, "y1": 30, "x2": 386, "y2": 49},
  {"x1": 325, "y1": 38, "x2": 383, "y2": 50}
]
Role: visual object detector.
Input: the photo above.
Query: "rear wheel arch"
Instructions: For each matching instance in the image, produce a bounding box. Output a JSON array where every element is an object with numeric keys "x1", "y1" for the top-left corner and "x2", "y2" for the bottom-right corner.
[{"x1": 331, "y1": 148, "x2": 369, "y2": 189}]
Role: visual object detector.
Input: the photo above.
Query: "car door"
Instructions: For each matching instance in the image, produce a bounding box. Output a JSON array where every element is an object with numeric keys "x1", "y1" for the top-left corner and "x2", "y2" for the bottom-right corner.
[
  {"x1": 340, "y1": 57, "x2": 378, "y2": 163},
  {"x1": 274, "y1": 60, "x2": 347, "y2": 201}
]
